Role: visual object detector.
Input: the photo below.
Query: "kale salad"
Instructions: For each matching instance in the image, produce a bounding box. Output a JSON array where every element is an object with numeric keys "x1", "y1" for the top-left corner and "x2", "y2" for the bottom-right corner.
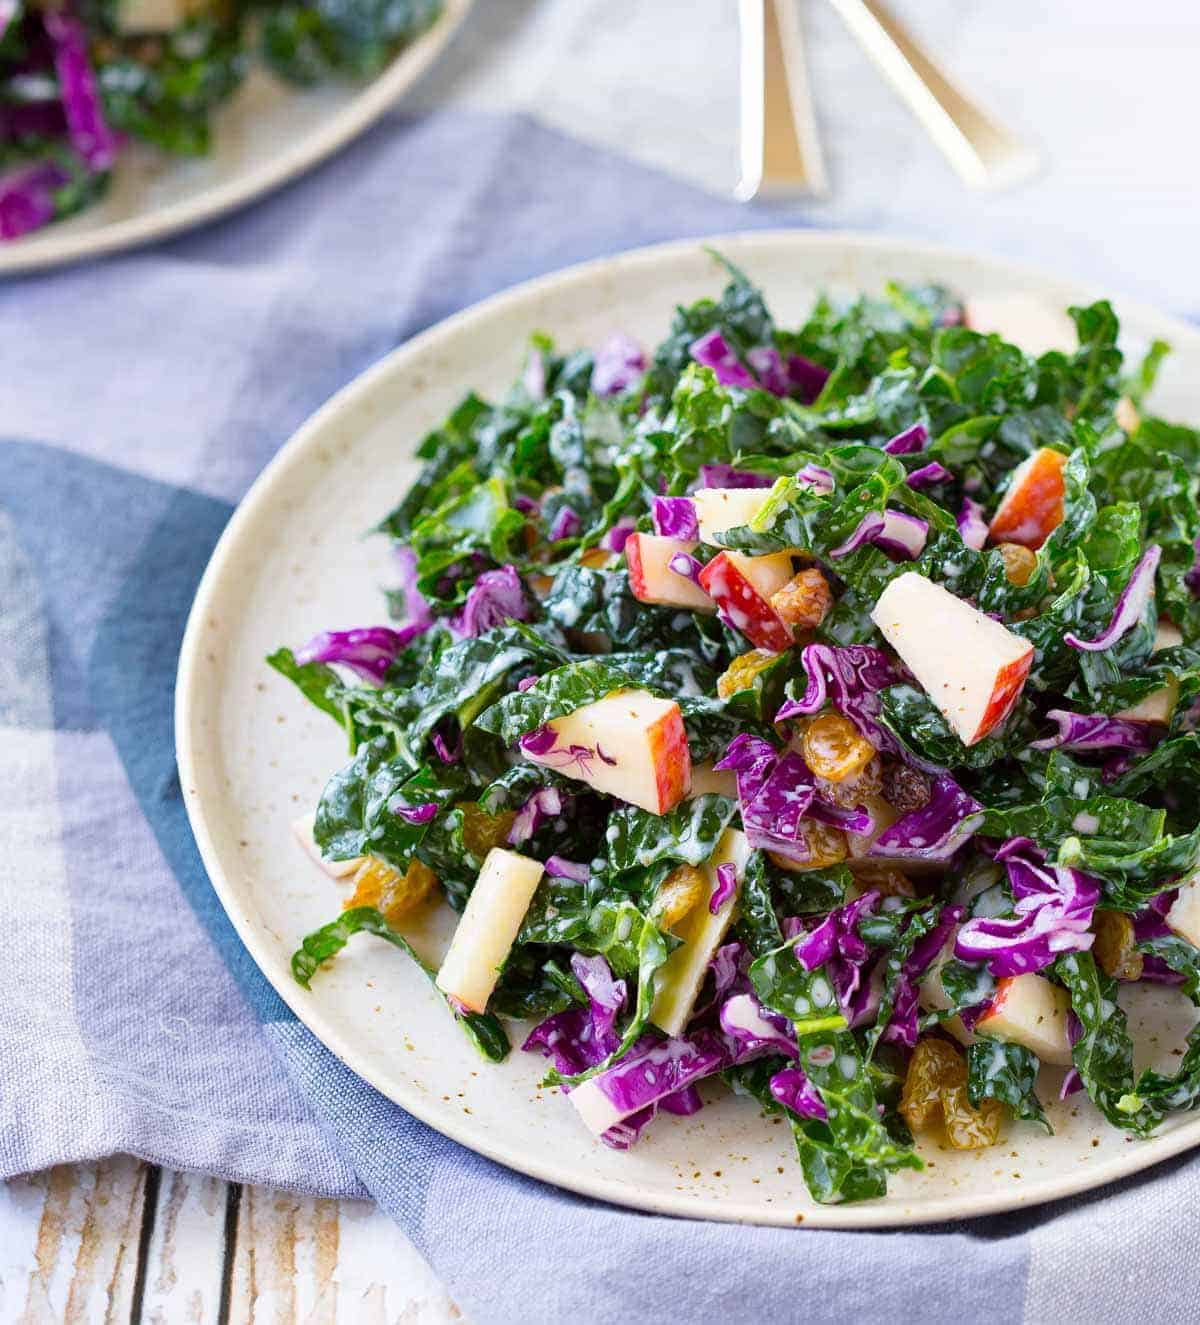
[
  {"x1": 0, "y1": 0, "x2": 441, "y2": 239},
  {"x1": 271, "y1": 254, "x2": 1200, "y2": 1205}
]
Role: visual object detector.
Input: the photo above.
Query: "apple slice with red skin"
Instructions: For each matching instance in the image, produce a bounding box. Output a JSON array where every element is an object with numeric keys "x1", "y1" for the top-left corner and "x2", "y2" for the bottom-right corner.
[
  {"x1": 988, "y1": 447, "x2": 1068, "y2": 550},
  {"x1": 973, "y1": 972, "x2": 1073, "y2": 1066},
  {"x1": 871, "y1": 572, "x2": 1033, "y2": 746},
  {"x1": 698, "y1": 550, "x2": 796, "y2": 653},
  {"x1": 523, "y1": 688, "x2": 691, "y2": 815},
  {"x1": 625, "y1": 532, "x2": 716, "y2": 612}
]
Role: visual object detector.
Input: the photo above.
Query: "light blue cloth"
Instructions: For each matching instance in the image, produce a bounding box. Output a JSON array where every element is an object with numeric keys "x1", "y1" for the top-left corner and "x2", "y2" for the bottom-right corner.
[{"x1": 5, "y1": 18, "x2": 1200, "y2": 1321}]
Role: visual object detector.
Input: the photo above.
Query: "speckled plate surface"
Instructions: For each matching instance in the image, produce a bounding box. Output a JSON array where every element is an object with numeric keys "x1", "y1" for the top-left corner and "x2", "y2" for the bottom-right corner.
[
  {"x1": 0, "y1": 0, "x2": 470, "y2": 276},
  {"x1": 176, "y1": 232, "x2": 1200, "y2": 1227}
]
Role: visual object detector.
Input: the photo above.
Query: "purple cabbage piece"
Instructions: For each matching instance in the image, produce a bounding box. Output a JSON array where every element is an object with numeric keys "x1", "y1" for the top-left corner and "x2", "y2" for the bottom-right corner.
[
  {"x1": 668, "y1": 551, "x2": 705, "y2": 586},
  {"x1": 883, "y1": 424, "x2": 929, "y2": 455},
  {"x1": 523, "y1": 953, "x2": 625, "y2": 1078},
  {"x1": 709, "y1": 862, "x2": 737, "y2": 915},
  {"x1": 734, "y1": 745, "x2": 817, "y2": 863},
  {"x1": 808, "y1": 797, "x2": 874, "y2": 836},
  {"x1": 906, "y1": 461, "x2": 953, "y2": 489},
  {"x1": 602, "y1": 518, "x2": 636, "y2": 553},
  {"x1": 520, "y1": 725, "x2": 611, "y2": 776},
  {"x1": 796, "y1": 463, "x2": 835, "y2": 495},
  {"x1": 699, "y1": 464, "x2": 773, "y2": 489},
  {"x1": 431, "y1": 729, "x2": 461, "y2": 764},
  {"x1": 652, "y1": 496, "x2": 700, "y2": 540},
  {"x1": 719, "y1": 993, "x2": 798, "y2": 1059},
  {"x1": 545, "y1": 855, "x2": 589, "y2": 882},
  {"x1": 591, "y1": 333, "x2": 646, "y2": 396},
  {"x1": 507, "y1": 786, "x2": 564, "y2": 845},
  {"x1": 694, "y1": 942, "x2": 747, "y2": 1018},
  {"x1": 450, "y1": 565, "x2": 529, "y2": 638},
  {"x1": 392, "y1": 801, "x2": 437, "y2": 825},
  {"x1": 1131, "y1": 898, "x2": 1186, "y2": 984},
  {"x1": 874, "y1": 511, "x2": 929, "y2": 559},
  {"x1": 1031, "y1": 709, "x2": 1161, "y2": 753},
  {"x1": 745, "y1": 346, "x2": 793, "y2": 396},
  {"x1": 1065, "y1": 545, "x2": 1162, "y2": 653},
  {"x1": 295, "y1": 626, "x2": 410, "y2": 684},
  {"x1": 775, "y1": 643, "x2": 904, "y2": 755},
  {"x1": 829, "y1": 511, "x2": 885, "y2": 559},
  {"x1": 689, "y1": 330, "x2": 757, "y2": 389},
  {"x1": 870, "y1": 774, "x2": 984, "y2": 862},
  {"x1": 516, "y1": 674, "x2": 540, "y2": 692},
  {"x1": 955, "y1": 848, "x2": 1099, "y2": 976},
  {"x1": 549, "y1": 506, "x2": 581, "y2": 541},
  {"x1": 785, "y1": 353, "x2": 831, "y2": 405},
  {"x1": 511, "y1": 494, "x2": 540, "y2": 516},
  {"x1": 747, "y1": 346, "x2": 831, "y2": 401},
  {"x1": 45, "y1": 13, "x2": 118, "y2": 171},
  {"x1": 769, "y1": 1065, "x2": 829, "y2": 1121},
  {"x1": 881, "y1": 904, "x2": 965, "y2": 1048},
  {"x1": 957, "y1": 497, "x2": 989, "y2": 551},
  {"x1": 583, "y1": 1029, "x2": 730, "y2": 1132},
  {"x1": 794, "y1": 891, "x2": 883, "y2": 1028},
  {"x1": 0, "y1": 160, "x2": 71, "y2": 241}
]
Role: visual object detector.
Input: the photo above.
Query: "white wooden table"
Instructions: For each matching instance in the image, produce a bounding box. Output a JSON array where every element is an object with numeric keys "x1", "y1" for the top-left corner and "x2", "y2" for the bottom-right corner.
[{"x1": 0, "y1": 1159, "x2": 460, "y2": 1323}]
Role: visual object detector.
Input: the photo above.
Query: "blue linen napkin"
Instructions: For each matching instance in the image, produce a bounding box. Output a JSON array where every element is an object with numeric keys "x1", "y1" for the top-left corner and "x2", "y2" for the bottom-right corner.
[{"x1": 5, "y1": 91, "x2": 1200, "y2": 1325}]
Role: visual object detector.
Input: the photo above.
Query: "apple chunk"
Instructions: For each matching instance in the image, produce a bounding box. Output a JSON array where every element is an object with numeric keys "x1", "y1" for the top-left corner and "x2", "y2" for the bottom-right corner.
[
  {"x1": 1116, "y1": 621, "x2": 1183, "y2": 725},
  {"x1": 650, "y1": 828, "x2": 752, "y2": 1037},
  {"x1": 988, "y1": 447, "x2": 1068, "y2": 550},
  {"x1": 625, "y1": 532, "x2": 716, "y2": 612},
  {"x1": 435, "y1": 848, "x2": 544, "y2": 1013},
  {"x1": 523, "y1": 688, "x2": 690, "y2": 815},
  {"x1": 917, "y1": 938, "x2": 974, "y2": 1046},
  {"x1": 687, "y1": 761, "x2": 737, "y2": 799},
  {"x1": 974, "y1": 973, "x2": 1073, "y2": 1065},
  {"x1": 699, "y1": 550, "x2": 796, "y2": 653},
  {"x1": 1166, "y1": 873, "x2": 1200, "y2": 949},
  {"x1": 872, "y1": 572, "x2": 1034, "y2": 745},
  {"x1": 690, "y1": 488, "x2": 773, "y2": 546}
]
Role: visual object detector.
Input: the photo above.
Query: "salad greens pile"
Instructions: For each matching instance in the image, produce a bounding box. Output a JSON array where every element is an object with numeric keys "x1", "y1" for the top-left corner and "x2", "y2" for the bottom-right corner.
[
  {"x1": 272, "y1": 252, "x2": 1200, "y2": 1204},
  {"x1": 0, "y1": 0, "x2": 441, "y2": 238}
]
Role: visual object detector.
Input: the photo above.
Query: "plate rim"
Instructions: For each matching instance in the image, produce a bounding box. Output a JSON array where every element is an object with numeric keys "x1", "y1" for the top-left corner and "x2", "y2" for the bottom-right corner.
[
  {"x1": 0, "y1": 0, "x2": 472, "y2": 276},
  {"x1": 176, "y1": 228, "x2": 1200, "y2": 1228}
]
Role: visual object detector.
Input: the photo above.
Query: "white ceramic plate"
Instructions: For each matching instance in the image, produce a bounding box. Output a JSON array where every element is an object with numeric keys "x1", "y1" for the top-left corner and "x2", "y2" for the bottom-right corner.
[
  {"x1": 0, "y1": 0, "x2": 470, "y2": 276},
  {"x1": 177, "y1": 232, "x2": 1200, "y2": 1227}
]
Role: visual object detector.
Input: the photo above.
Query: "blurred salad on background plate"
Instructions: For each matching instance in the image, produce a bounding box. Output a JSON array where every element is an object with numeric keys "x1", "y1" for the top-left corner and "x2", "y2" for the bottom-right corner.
[{"x1": 0, "y1": 0, "x2": 468, "y2": 269}]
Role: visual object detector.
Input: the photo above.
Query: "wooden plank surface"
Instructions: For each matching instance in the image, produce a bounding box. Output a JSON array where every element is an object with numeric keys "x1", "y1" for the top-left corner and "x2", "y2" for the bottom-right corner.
[{"x1": 0, "y1": 1161, "x2": 460, "y2": 1324}]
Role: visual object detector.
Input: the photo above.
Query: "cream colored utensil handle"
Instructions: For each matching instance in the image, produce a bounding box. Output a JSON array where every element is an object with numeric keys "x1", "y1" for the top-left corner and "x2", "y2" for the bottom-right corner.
[
  {"x1": 737, "y1": 0, "x2": 828, "y2": 200},
  {"x1": 826, "y1": 0, "x2": 1040, "y2": 190}
]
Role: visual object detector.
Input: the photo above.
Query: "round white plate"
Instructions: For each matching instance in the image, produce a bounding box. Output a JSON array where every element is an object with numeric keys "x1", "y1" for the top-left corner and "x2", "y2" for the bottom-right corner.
[
  {"x1": 177, "y1": 232, "x2": 1200, "y2": 1227},
  {"x1": 0, "y1": 0, "x2": 470, "y2": 276}
]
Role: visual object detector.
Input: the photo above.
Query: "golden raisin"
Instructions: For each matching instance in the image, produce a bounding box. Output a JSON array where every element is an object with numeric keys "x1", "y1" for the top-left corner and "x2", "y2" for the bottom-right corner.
[
  {"x1": 802, "y1": 713, "x2": 877, "y2": 783},
  {"x1": 717, "y1": 649, "x2": 780, "y2": 700},
  {"x1": 768, "y1": 820, "x2": 848, "y2": 873},
  {"x1": 459, "y1": 802, "x2": 518, "y2": 859},
  {"x1": 901, "y1": 1037, "x2": 967, "y2": 1131},
  {"x1": 940, "y1": 1084, "x2": 1003, "y2": 1149},
  {"x1": 850, "y1": 864, "x2": 916, "y2": 898},
  {"x1": 1093, "y1": 910, "x2": 1144, "y2": 982},
  {"x1": 815, "y1": 756, "x2": 882, "y2": 808},
  {"x1": 345, "y1": 857, "x2": 437, "y2": 923},
  {"x1": 652, "y1": 864, "x2": 707, "y2": 929},
  {"x1": 580, "y1": 546, "x2": 616, "y2": 570},
  {"x1": 770, "y1": 568, "x2": 834, "y2": 629},
  {"x1": 997, "y1": 542, "x2": 1038, "y2": 587}
]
